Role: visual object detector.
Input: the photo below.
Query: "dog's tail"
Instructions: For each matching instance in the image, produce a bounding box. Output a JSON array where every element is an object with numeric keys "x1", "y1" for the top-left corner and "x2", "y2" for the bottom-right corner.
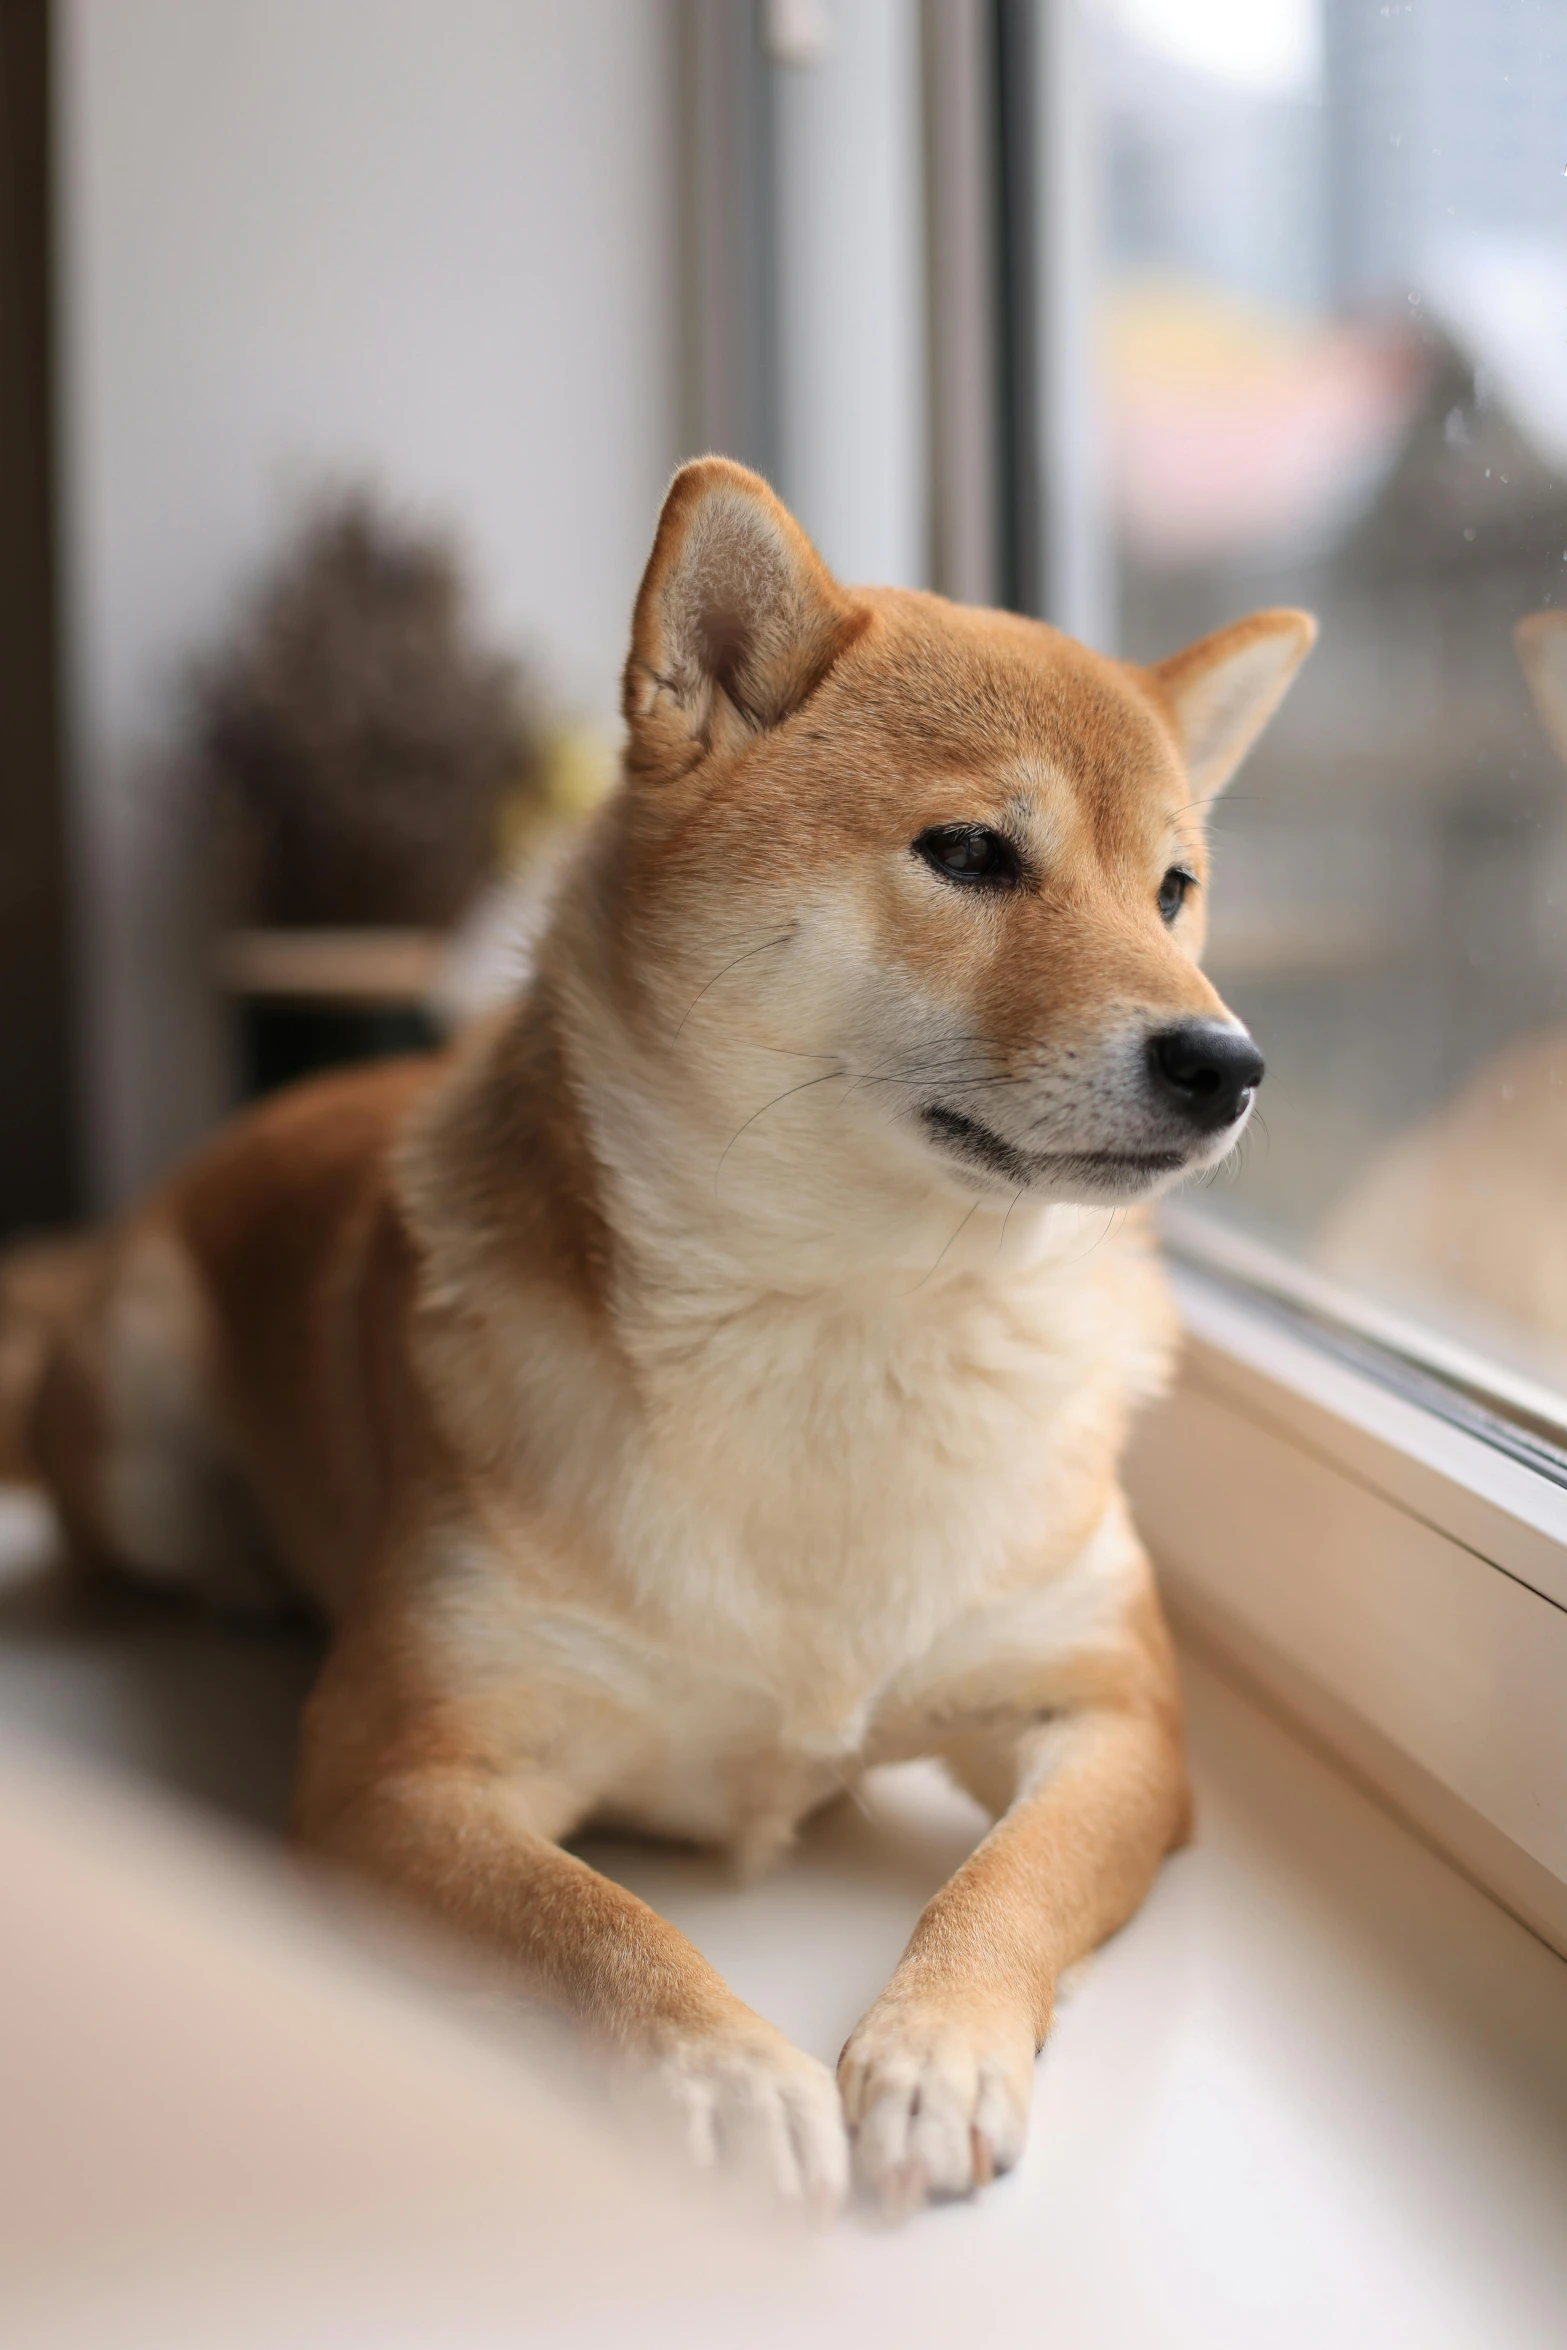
[{"x1": 0, "y1": 1233, "x2": 101, "y2": 1484}]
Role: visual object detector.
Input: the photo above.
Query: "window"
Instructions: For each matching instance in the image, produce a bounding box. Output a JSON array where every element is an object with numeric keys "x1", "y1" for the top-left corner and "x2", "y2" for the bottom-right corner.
[{"x1": 1088, "y1": 0, "x2": 1567, "y2": 1416}]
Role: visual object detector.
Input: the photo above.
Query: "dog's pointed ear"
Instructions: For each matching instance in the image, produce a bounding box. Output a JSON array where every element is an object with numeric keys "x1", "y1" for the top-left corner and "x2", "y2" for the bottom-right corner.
[
  {"x1": 622, "y1": 458, "x2": 869, "y2": 778},
  {"x1": 1516, "y1": 611, "x2": 1567, "y2": 770},
  {"x1": 1148, "y1": 609, "x2": 1317, "y2": 801}
]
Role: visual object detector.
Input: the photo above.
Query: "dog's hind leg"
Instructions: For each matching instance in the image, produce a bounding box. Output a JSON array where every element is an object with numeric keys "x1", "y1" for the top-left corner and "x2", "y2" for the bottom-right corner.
[{"x1": 31, "y1": 1219, "x2": 284, "y2": 1616}]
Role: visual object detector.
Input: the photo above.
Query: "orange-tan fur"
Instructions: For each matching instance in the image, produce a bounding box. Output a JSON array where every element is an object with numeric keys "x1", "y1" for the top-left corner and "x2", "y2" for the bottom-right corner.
[{"x1": 20, "y1": 461, "x2": 1313, "y2": 2213}]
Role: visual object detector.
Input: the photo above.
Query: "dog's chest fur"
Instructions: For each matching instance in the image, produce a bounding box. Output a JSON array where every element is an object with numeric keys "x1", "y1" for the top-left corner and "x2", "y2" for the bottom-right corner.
[{"x1": 429, "y1": 1214, "x2": 1173, "y2": 1854}]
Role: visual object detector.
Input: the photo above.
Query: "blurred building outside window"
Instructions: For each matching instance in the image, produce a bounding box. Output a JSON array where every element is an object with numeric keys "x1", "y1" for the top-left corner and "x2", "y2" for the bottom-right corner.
[{"x1": 1079, "y1": 0, "x2": 1567, "y2": 1418}]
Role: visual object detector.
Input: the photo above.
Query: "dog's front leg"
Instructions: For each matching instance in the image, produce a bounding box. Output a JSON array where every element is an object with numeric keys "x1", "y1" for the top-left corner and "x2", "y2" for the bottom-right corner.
[
  {"x1": 294, "y1": 1657, "x2": 849, "y2": 2211},
  {"x1": 839, "y1": 1682, "x2": 1189, "y2": 2212}
]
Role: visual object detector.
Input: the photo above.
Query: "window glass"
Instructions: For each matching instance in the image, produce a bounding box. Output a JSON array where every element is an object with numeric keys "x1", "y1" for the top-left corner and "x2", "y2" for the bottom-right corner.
[{"x1": 1087, "y1": 0, "x2": 1567, "y2": 1397}]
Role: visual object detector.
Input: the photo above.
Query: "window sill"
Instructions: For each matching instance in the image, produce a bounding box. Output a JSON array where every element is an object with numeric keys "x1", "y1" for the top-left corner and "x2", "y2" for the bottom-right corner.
[{"x1": 5, "y1": 1543, "x2": 1567, "y2": 2344}]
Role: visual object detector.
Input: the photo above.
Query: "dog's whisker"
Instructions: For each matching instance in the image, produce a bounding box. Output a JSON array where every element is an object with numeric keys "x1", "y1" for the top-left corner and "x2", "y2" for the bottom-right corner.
[
  {"x1": 713, "y1": 1067, "x2": 851, "y2": 1194},
  {"x1": 673, "y1": 928, "x2": 796, "y2": 1041},
  {"x1": 908, "y1": 1201, "x2": 980, "y2": 1294}
]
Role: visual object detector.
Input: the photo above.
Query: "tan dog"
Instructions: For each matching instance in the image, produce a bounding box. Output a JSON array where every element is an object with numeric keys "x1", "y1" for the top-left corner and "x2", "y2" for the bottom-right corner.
[{"x1": 20, "y1": 461, "x2": 1312, "y2": 2214}]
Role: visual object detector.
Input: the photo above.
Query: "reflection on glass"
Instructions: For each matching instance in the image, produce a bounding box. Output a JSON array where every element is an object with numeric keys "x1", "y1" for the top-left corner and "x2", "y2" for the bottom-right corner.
[
  {"x1": 1321, "y1": 615, "x2": 1567, "y2": 1390},
  {"x1": 1088, "y1": 0, "x2": 1567, "y2": 1393}
]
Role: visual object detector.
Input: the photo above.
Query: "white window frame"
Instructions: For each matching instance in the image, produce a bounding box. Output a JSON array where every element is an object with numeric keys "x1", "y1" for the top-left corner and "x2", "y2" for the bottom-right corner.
[{"x1": 1128, "y1": 1226, "x2": 1567, "y2": 1959}]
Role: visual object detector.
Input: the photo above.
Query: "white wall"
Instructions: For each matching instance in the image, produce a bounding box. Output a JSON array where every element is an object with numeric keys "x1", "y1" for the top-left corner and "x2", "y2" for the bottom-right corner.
[{"x1": 56, "y1": 0, "x2": 683, "y2": 1204}]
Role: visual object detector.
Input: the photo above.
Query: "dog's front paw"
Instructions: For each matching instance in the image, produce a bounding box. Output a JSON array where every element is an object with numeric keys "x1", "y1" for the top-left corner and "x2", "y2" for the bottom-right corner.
[
  {"x1": 640, "y1": 2019, "x2": 849, "y2": 2217},
  {"x1": 838, "y1": 1996, "x2": 1035, "y2": 2214}
]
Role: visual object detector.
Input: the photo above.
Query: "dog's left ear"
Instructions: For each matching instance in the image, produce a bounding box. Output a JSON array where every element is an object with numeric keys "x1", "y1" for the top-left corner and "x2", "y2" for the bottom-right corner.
[
  {"x1": 622, "y1": 457, "x2": 869, "y2": 779},
  {"x1": 1147, "y1": 609, "x2": 1317, "y2": 802}
]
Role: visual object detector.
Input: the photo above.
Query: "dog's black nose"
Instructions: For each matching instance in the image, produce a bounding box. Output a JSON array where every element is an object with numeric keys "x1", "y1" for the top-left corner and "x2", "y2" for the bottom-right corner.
[{"x1": 1147, "y1": 1022, "x2": 1264, "y2": 1132}]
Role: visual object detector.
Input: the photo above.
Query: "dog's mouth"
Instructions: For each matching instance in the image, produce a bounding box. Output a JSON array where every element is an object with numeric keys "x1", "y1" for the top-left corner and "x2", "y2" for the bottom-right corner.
[{"x1": 919, "y1": 1103, "x2": 1188, "y2": 1193}]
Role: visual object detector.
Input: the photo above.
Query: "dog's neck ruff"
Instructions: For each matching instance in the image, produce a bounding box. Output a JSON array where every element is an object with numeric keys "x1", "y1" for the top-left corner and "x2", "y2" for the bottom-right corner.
[{"x1": 558, "y1": 970, "x2": 1111, "y2": 1333}]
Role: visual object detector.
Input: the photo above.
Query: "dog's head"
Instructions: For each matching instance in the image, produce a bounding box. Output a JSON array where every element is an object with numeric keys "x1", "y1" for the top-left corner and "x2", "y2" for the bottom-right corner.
[{"x1": 604, "y1": 459, "x2": 1313, "y2": 1217}]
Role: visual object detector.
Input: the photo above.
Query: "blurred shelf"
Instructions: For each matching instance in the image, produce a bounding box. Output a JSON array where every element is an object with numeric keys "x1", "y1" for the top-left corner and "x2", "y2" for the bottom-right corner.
[{"x1": 214, "y1": 928, "x2": 445, "y2": 1007}]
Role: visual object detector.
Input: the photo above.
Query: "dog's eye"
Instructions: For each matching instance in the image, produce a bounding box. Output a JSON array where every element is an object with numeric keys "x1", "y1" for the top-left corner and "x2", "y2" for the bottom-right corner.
[
  {"x1": 1157, "y1": 866, "x2": 1195, "y2": 923},
  {"x1": 915, "y1": 825, "x2": 1021, "y2": 888}
]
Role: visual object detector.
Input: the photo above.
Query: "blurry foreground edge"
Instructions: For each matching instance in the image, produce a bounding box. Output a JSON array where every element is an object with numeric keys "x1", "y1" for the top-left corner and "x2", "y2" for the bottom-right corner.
[{"x1": 0, "y1": 1733, "x2": 789, "y2": 2350}]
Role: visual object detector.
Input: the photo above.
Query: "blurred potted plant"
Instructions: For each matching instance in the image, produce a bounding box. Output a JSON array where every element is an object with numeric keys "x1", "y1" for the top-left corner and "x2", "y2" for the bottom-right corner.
[{"x1": 195, "y1": 492, "x2": 542, "y2": 1093}]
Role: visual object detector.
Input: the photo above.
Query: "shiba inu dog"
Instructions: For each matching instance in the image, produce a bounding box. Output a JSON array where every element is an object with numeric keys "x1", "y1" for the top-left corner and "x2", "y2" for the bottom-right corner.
[{"x1": 18, "y1": 461, "x2": 1313, "y2": 2214}]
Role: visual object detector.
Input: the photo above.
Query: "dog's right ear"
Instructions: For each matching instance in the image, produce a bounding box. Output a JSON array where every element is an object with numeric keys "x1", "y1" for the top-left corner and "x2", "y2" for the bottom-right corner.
[{"x1": 622, "y1": 458, "x2": 868, "y2": 779}]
